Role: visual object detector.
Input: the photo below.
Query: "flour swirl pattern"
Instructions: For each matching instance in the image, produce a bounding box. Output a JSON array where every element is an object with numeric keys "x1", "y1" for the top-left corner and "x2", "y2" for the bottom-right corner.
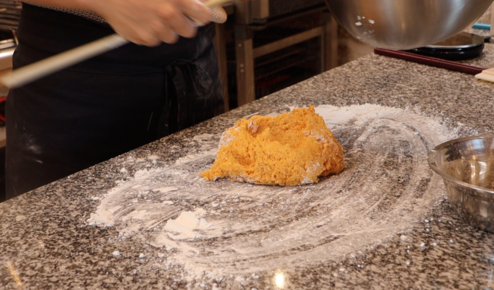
[{"x1": 88, "y1": 105, "x2": 459, "y2": 278}]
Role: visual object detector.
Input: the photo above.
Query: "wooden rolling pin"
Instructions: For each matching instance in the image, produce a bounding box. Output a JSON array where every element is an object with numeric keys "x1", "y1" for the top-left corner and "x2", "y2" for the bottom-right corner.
[{"x1": 0, "y1": 0, "x2": 230, "y2": 89}]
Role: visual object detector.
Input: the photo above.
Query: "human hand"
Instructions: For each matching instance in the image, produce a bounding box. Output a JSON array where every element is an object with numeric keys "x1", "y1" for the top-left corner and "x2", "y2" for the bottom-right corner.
[{"x1": 86, "y1": 0, "x2": 213, "y2": 46}]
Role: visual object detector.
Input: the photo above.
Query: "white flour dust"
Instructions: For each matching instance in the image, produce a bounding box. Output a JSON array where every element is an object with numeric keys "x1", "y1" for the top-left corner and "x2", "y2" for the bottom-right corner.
[
  {"x1": 164, "y1": 208, "x2": 211, "y2": 240},
  {"x1": 88, "y1": 104, "x2": 461, "y2": 279}
]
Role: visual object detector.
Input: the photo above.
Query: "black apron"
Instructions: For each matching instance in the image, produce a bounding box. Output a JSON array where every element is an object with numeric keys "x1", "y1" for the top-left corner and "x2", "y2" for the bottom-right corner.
[{"x1": 6, "y1": 4, "x2": 224, "y2": 199}]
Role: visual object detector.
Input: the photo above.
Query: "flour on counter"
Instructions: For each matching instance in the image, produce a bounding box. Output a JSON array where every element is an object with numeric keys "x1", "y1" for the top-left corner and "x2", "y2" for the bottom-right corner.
[
  {"x1": 88, "y1": 104, "x2": 462, "y2": 280},
  {"x1": 164, "y1": 209, "x2": 211, "y2": 240}
]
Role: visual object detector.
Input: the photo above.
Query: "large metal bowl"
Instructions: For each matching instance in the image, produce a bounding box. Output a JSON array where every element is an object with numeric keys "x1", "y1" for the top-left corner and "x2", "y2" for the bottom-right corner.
[
  {"x1": 428, "y1": 135, "x2": 494, "y2": 232},
  {"x1": 325, "y1": 0, "x2": 493, "y2": 49}
]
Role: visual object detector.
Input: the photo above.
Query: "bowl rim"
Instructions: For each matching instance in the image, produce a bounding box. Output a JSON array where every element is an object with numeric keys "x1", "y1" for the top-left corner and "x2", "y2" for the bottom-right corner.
[{"x1": 428, "y1": 134, "x2": 494, "y2": 195}]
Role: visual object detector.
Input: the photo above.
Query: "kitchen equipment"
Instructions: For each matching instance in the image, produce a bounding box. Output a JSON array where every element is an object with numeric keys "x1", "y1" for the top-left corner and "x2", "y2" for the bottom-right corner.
[
  {"x1": 406, "y1": 32, "x2": 485, "y2": 61},
  {"x1": 0, "y1": 0, "x2": 21, "y2": 31},
  {"x1": 374, "y1": 47, "x2": 494, "y2": 84},
  {"x1": 234, "y1": 0, "x2": 324, "y2": 25},
  {"x1": 374, "y1": 48, "x2": 486, "y2": 75},
  {"x1": 428, "y1": 135, "x2": 494, "y2": 232},
  {"x1": 473, "y1": 23, "x2": 491, "y2": 30},
  {"x1": 324, "y1": 0, "x2": 493, "y2": 50},
  {"x1": 225, "y1": 1, "x2": 336, "y2": 107},
  {"x1": 0, "y1": 0, "x2": 231, "y2": 89},
  {"x1": 0, "y1": 39, "x2": 15, "y2": 71}
]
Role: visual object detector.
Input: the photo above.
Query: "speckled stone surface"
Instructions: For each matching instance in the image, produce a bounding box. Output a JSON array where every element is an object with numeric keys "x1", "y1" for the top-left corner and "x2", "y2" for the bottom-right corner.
[{"x1": 2, "y1": 44, "x2": 494, "y2": 289}]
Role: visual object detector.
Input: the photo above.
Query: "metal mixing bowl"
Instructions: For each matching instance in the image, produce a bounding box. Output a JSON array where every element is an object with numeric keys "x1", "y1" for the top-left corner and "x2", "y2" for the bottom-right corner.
[
  {"x1": 325, "y1": 0, "x2": 493, "y2": 49},
  {"x1": 428, "y1": 135, "x2": 494, "y2": 232}
]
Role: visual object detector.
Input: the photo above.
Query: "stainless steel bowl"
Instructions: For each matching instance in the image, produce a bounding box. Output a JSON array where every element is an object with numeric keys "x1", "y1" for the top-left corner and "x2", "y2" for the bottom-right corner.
[
  {"x1": 325, "y1": 0, "x2": 493, "y2": 50},
  {"x1": 428, "y1": 135, "x2": 494, "y2": 232}
]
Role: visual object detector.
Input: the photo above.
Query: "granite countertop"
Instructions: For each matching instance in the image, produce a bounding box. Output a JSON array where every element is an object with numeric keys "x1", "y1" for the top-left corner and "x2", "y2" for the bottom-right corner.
[{"x1": 2, "y1": 40, "x2": 494, "y2": 289}]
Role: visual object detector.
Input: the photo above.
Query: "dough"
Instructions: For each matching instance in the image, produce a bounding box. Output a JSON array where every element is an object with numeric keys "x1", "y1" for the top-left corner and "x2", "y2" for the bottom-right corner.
[{"x1": 201, "y1": 105, "x2": 345, "y2": 186}]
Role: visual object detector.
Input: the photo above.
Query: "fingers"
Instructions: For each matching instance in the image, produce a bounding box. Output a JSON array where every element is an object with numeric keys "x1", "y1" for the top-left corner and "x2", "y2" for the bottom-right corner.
[
  {"x1": 155, "y1": 2, "x2": 197, "y2": 39},
  {"x1": 137, "y1": 0, "x2": 211, "y2": 45},
  {"x1": 113, "y1": 25, "x2": 163, "y2": 47},
  {"x1": 175, "y1": 0, "x2": 212, "y2": 25},
  {"x1": 210, "y1": 6, "x2": 227, "y2": 23},
  {"x1": 146, "y1": 20, "x2": 179, "y2": 45},
  {"x1": 92, "y1": 0, "x2": 213, "y2": 46}
]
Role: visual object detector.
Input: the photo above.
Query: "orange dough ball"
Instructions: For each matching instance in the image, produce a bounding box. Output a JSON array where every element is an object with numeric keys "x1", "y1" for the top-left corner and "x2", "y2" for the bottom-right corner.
[{"x1": 201, "y1": 105, "x2": 345, "y2": 186}]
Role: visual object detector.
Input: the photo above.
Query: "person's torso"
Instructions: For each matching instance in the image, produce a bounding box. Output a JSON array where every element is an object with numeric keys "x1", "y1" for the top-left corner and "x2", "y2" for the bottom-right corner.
[{"x1": 17, "y1": 3, "x2": 216, "y2": 68}]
